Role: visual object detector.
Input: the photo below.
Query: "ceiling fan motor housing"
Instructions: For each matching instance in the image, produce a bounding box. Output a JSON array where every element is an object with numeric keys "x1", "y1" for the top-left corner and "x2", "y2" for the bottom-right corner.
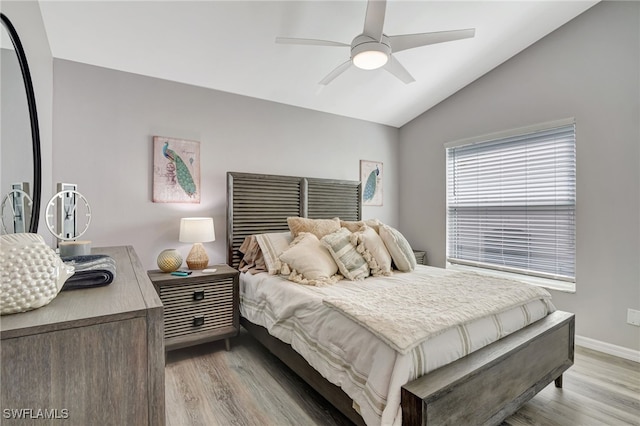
[{"x1": 351, "y1": 34, "x2": 392, "y2": 69}]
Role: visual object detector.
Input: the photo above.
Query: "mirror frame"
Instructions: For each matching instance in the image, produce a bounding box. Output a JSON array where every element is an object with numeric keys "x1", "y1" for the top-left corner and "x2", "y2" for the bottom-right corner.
[{"x1": 1, "y1": 12, "x2": 41, "y2": 233}]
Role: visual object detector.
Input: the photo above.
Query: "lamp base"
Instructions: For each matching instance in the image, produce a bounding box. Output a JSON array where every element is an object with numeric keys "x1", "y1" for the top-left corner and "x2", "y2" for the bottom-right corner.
[{"x1": 186, "y1": 242, "x2": 209, "y2": 270}]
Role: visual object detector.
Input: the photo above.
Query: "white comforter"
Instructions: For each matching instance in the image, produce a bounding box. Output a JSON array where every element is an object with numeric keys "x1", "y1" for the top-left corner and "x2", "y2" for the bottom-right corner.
[{"x1": 240, "y1": 265, "x2": 555, "y2": 426}]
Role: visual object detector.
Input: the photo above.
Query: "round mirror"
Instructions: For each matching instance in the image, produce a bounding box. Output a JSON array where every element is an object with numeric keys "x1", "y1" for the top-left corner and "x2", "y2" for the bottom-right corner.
[{"x1": 0, "y1": 13, "x2": 41, "y2": 234}]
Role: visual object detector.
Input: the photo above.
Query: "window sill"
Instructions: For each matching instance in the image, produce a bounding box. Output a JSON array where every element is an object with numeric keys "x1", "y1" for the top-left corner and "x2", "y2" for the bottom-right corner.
[{"x1": 447, "y1": 263, "x2": 576, "y2": 294}]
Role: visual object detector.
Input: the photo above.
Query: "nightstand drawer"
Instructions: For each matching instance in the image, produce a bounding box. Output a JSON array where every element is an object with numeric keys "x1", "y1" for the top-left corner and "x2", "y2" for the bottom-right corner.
[
  {"x1": 159, "y1": 278, "x2": 234, "y2": 310},
  {"x1": 164, "y1": 306, "x2": 235, "y2": 339},
  {"x1": 159, "y1": 279, "x2": 234, "y2": 339},
  {"x1": 148, "y1": 264, "x2": 240, "y2": 351}
]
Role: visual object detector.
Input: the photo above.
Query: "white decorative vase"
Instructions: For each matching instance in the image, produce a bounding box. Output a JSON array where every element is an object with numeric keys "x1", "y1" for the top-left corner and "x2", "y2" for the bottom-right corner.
[
  {"x1": 0, "y1": 233, "x2": 75, "y2": 315},
  {"x1": 157, "y1": 248, "x2": 183, "y2": 272}
]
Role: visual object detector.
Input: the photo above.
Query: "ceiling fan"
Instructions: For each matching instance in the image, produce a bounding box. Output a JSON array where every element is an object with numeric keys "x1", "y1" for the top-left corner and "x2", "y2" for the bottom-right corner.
[{"x1": 276, "y1": 0, "x2": 475, "y2": 85}]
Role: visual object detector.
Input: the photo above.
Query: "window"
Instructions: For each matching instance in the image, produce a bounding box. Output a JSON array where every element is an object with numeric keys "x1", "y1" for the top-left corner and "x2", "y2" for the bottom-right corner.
[{"x1": 446, "y1": 119, "x2": 576, "y2": 290}]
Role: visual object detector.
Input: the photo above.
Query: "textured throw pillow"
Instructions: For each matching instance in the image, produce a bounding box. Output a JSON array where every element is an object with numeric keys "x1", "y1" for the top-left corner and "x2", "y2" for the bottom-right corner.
[
  {"x1": 255, "y1": 232, "x2": 293, "y2": 275},
  {"x1": 321, "y1": 228, "x2": 370, "y2": 281},
  {"x1": 353, "y1": 225, "x2": 392, "y2": 276},
  {"x1": 340, "y1": 218, "x2": 382, "y2": 233},
  {"x1": 287, "y1": 217, "x2": 341, "y2": 239},
  {"x1": 379, "y1": 224, "x2": 416, "y2": 272},
  {"x1": 279, "y1": 233, "x2": 340, "y2": 286}
]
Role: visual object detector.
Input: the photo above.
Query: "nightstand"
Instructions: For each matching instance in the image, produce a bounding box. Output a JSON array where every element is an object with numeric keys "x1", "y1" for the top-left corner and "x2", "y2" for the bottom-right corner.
[
  {"x1": 413, "y1": 250, "x2": 427, "y2": 265},
  {"x1": 147, "y1": 264, "x2": 239, "y2": 352}
]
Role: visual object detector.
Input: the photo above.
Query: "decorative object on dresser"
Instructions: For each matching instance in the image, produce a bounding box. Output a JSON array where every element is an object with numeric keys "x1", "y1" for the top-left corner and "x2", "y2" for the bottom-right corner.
[
  {"x1": 0, "y1": 233, "x2": 74, "y2": 315},
  {"x1": 157, "y1": 248, "x2": 183, "y2": 272},
  {"x1": 152, "y1": 136, "x2": 200, "y2": 203},
  {"x1": 45, "y1": 186, "x2": 92, "y2": 241},
  {"x1": 179, "y1": 217, "x2": 215, "y2": 270},
  {"x1": 52, "y1": 183, "x2": 79, "y2": 239},
  {"x1": 148, "y1": 264, "x2": 239, "y2": 351},
  {"x1": 58, "y1": 240, "x2": 92, "y2": 257},
  {"x1": 1, "y1": 246, "x2": 165, "y2": 425}
]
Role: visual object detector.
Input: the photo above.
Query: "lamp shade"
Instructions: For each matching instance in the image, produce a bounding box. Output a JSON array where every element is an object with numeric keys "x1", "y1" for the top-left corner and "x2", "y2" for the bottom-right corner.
[{"x1": 179, "y1": 217, "x2": 215, "y2": 243}]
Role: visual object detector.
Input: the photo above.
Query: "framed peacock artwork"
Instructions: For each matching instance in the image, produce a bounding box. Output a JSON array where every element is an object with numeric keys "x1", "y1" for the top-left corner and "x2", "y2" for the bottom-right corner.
[
  {"x1": 152, "y1": 136, "x2": 201, "y2": 203},
  {"x1": 360, "y1": 160, "x2": 383, "y2": 206}
]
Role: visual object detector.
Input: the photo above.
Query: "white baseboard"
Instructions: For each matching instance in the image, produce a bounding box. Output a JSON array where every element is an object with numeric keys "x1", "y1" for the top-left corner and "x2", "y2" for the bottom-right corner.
[{"x1": 575, "y1": 335, "x2": 640, "y2": 363}]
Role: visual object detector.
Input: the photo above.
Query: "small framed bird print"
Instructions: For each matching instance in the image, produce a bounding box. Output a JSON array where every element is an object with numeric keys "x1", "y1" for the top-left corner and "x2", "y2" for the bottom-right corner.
[
  {"x1": 360, "y1": 160, "x2": 383, "y2": 206},
  {"x1": 153, "y1": 136, "x2": 201, "y2": 203}
]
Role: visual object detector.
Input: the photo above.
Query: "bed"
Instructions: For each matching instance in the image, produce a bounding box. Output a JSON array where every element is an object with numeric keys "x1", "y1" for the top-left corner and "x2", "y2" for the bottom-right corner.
[{"x1": 226, "y1": 171, "x2": 575, "y2": 426}]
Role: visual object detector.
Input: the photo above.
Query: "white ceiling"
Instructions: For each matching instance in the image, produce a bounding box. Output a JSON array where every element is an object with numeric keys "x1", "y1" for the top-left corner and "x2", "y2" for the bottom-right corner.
[{"x1": 38, "y1": 0, "x2": 598, "y2": 128}]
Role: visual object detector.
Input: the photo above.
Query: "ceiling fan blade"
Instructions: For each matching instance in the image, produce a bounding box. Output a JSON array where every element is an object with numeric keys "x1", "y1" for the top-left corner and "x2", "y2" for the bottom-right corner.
[
  {"x1": 319, "y1": 60, "x2": 352, "y2": 85},
  {"x1": 276, "y1": 37, "x2": 349, "y2": 47},
  {"x1": 390, "y1": 28, "x2": 475, "y2": 52},
  {"x1": 362, "y1": 0, "x2": 386, "y2": 41},
  {"x1": 384, "y1": 56, "x2": 415, "y2": 84}
]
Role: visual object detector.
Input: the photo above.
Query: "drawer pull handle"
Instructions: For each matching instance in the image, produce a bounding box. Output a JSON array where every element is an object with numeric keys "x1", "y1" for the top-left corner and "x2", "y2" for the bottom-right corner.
[
  {"x1": 193, "y1": 316, "x2": 205, "y2": 327},
  {"x1": 193, "y1": 291, "x2": 205, "y2": 301}
]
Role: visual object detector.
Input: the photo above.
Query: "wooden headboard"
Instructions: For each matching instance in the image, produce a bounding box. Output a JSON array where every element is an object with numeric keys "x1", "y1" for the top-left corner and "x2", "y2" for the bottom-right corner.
[{"x1": 226, "y1": 172, "x2": 362, "y2": 268}]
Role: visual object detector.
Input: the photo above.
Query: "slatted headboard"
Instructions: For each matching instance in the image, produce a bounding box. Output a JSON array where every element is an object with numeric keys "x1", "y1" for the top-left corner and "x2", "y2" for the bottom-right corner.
[{"x1": 226, "y1": 172, "x2": 362, "y2": 268}]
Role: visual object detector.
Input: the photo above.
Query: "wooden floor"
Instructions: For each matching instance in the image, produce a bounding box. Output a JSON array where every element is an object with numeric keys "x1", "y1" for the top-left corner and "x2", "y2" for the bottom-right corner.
[{"x1": 165, "y1": 329, "x2": 640, "y2": 426}]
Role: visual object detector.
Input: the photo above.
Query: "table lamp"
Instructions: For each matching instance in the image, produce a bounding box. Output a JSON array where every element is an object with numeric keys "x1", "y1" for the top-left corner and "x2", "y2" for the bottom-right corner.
[{"x1": 179, "y1": 217, "x2": 215, "y2": 270}]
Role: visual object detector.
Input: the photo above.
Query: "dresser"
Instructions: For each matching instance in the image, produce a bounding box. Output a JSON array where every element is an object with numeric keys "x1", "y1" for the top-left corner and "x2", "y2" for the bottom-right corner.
[
  {"x1": 0, "y1": 246, "x2": 164, "y2": 426},
  {"x1": 148, "y1": 265, "x2": 239, "y2": 352}
]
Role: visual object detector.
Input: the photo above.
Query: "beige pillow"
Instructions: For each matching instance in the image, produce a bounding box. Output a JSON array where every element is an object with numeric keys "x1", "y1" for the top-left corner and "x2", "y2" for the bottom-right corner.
[
  {"x1": 379, "y1": 224, "x2": 416, "y2": 272},
  {"x1": 321, "y1": 228, "x2": 369, "y2": 281},
  {"x1": 279, "y1": 233, "x2": 340, "y2": 286},
  {"x1": 353, "y1": 225, "x2": 392, "y2": 276},
  {"x1": 340, "y1": 218, "x2": 382, "y2": 233},
  {"x1": 255, "y1": 232, "x2": 293, "y2": 275},
  {"x1": 287, "y1": 217, "x2": 341, "y2": 239}
]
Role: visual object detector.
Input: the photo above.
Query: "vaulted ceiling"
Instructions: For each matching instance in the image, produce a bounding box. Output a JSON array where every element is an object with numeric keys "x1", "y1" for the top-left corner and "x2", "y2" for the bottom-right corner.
[{"x1": 39, "y1": 1, "x2": 598, "y2": 127}]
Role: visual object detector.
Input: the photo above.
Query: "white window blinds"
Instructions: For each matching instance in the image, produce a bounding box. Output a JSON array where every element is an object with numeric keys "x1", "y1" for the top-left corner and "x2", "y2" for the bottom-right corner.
[{"x1": 446, "y1": 121, "x2": 576, "y2": 283}]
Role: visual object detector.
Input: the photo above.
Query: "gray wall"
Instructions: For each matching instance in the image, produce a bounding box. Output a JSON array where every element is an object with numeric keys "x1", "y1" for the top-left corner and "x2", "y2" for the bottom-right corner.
[
  {"x1": 399, "y1": 1, "x2": 640, "y2": 351},
  {"x1": 52, "y1": 60, "x2": 399, "y2": 270},
  {"x1": 1, "y1": 1, "x2": 53, "y2": 240},
  {"x1": 7, "y1": 0, "x2": 638, "y2": 353}
]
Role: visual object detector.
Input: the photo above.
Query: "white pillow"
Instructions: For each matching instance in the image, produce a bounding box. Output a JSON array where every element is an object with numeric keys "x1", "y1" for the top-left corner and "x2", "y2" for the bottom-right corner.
[
  {"x1": 255, "y1": 232, "x2": 293, "y2": 275},
  {"x1": 321, "y1": 228, "x2": 369, "y2": 281},
  {"x1": 379, "y1": 224, "x2": 416, "y2": 272},
  {"x1": 279, "y1": 233, "x2": 340, "y2": 285},
  {"x1": 354, "y1": 225, "x2": 392, "y2": 276}
]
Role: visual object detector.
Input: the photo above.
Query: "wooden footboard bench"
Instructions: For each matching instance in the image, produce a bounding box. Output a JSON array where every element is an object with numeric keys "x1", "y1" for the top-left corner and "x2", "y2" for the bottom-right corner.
[
  {"x1": 401, "y1": 310, "x2": 574, "y2": 425},
  {"x1": 241, "y1": 311, "x2": 574, "y2": 426}
]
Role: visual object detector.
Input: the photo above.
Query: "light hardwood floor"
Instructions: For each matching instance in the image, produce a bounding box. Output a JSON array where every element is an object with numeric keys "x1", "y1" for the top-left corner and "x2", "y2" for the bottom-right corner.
[{"x1": 165, "y1": 329, "x2": 640, "y2": 426}]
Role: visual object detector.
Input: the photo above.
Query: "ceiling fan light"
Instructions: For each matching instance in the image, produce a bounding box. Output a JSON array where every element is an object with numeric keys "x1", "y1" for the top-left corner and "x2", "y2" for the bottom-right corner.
[{"x1": 353, "y1": 50, "x2": 388, "y2": 70}]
